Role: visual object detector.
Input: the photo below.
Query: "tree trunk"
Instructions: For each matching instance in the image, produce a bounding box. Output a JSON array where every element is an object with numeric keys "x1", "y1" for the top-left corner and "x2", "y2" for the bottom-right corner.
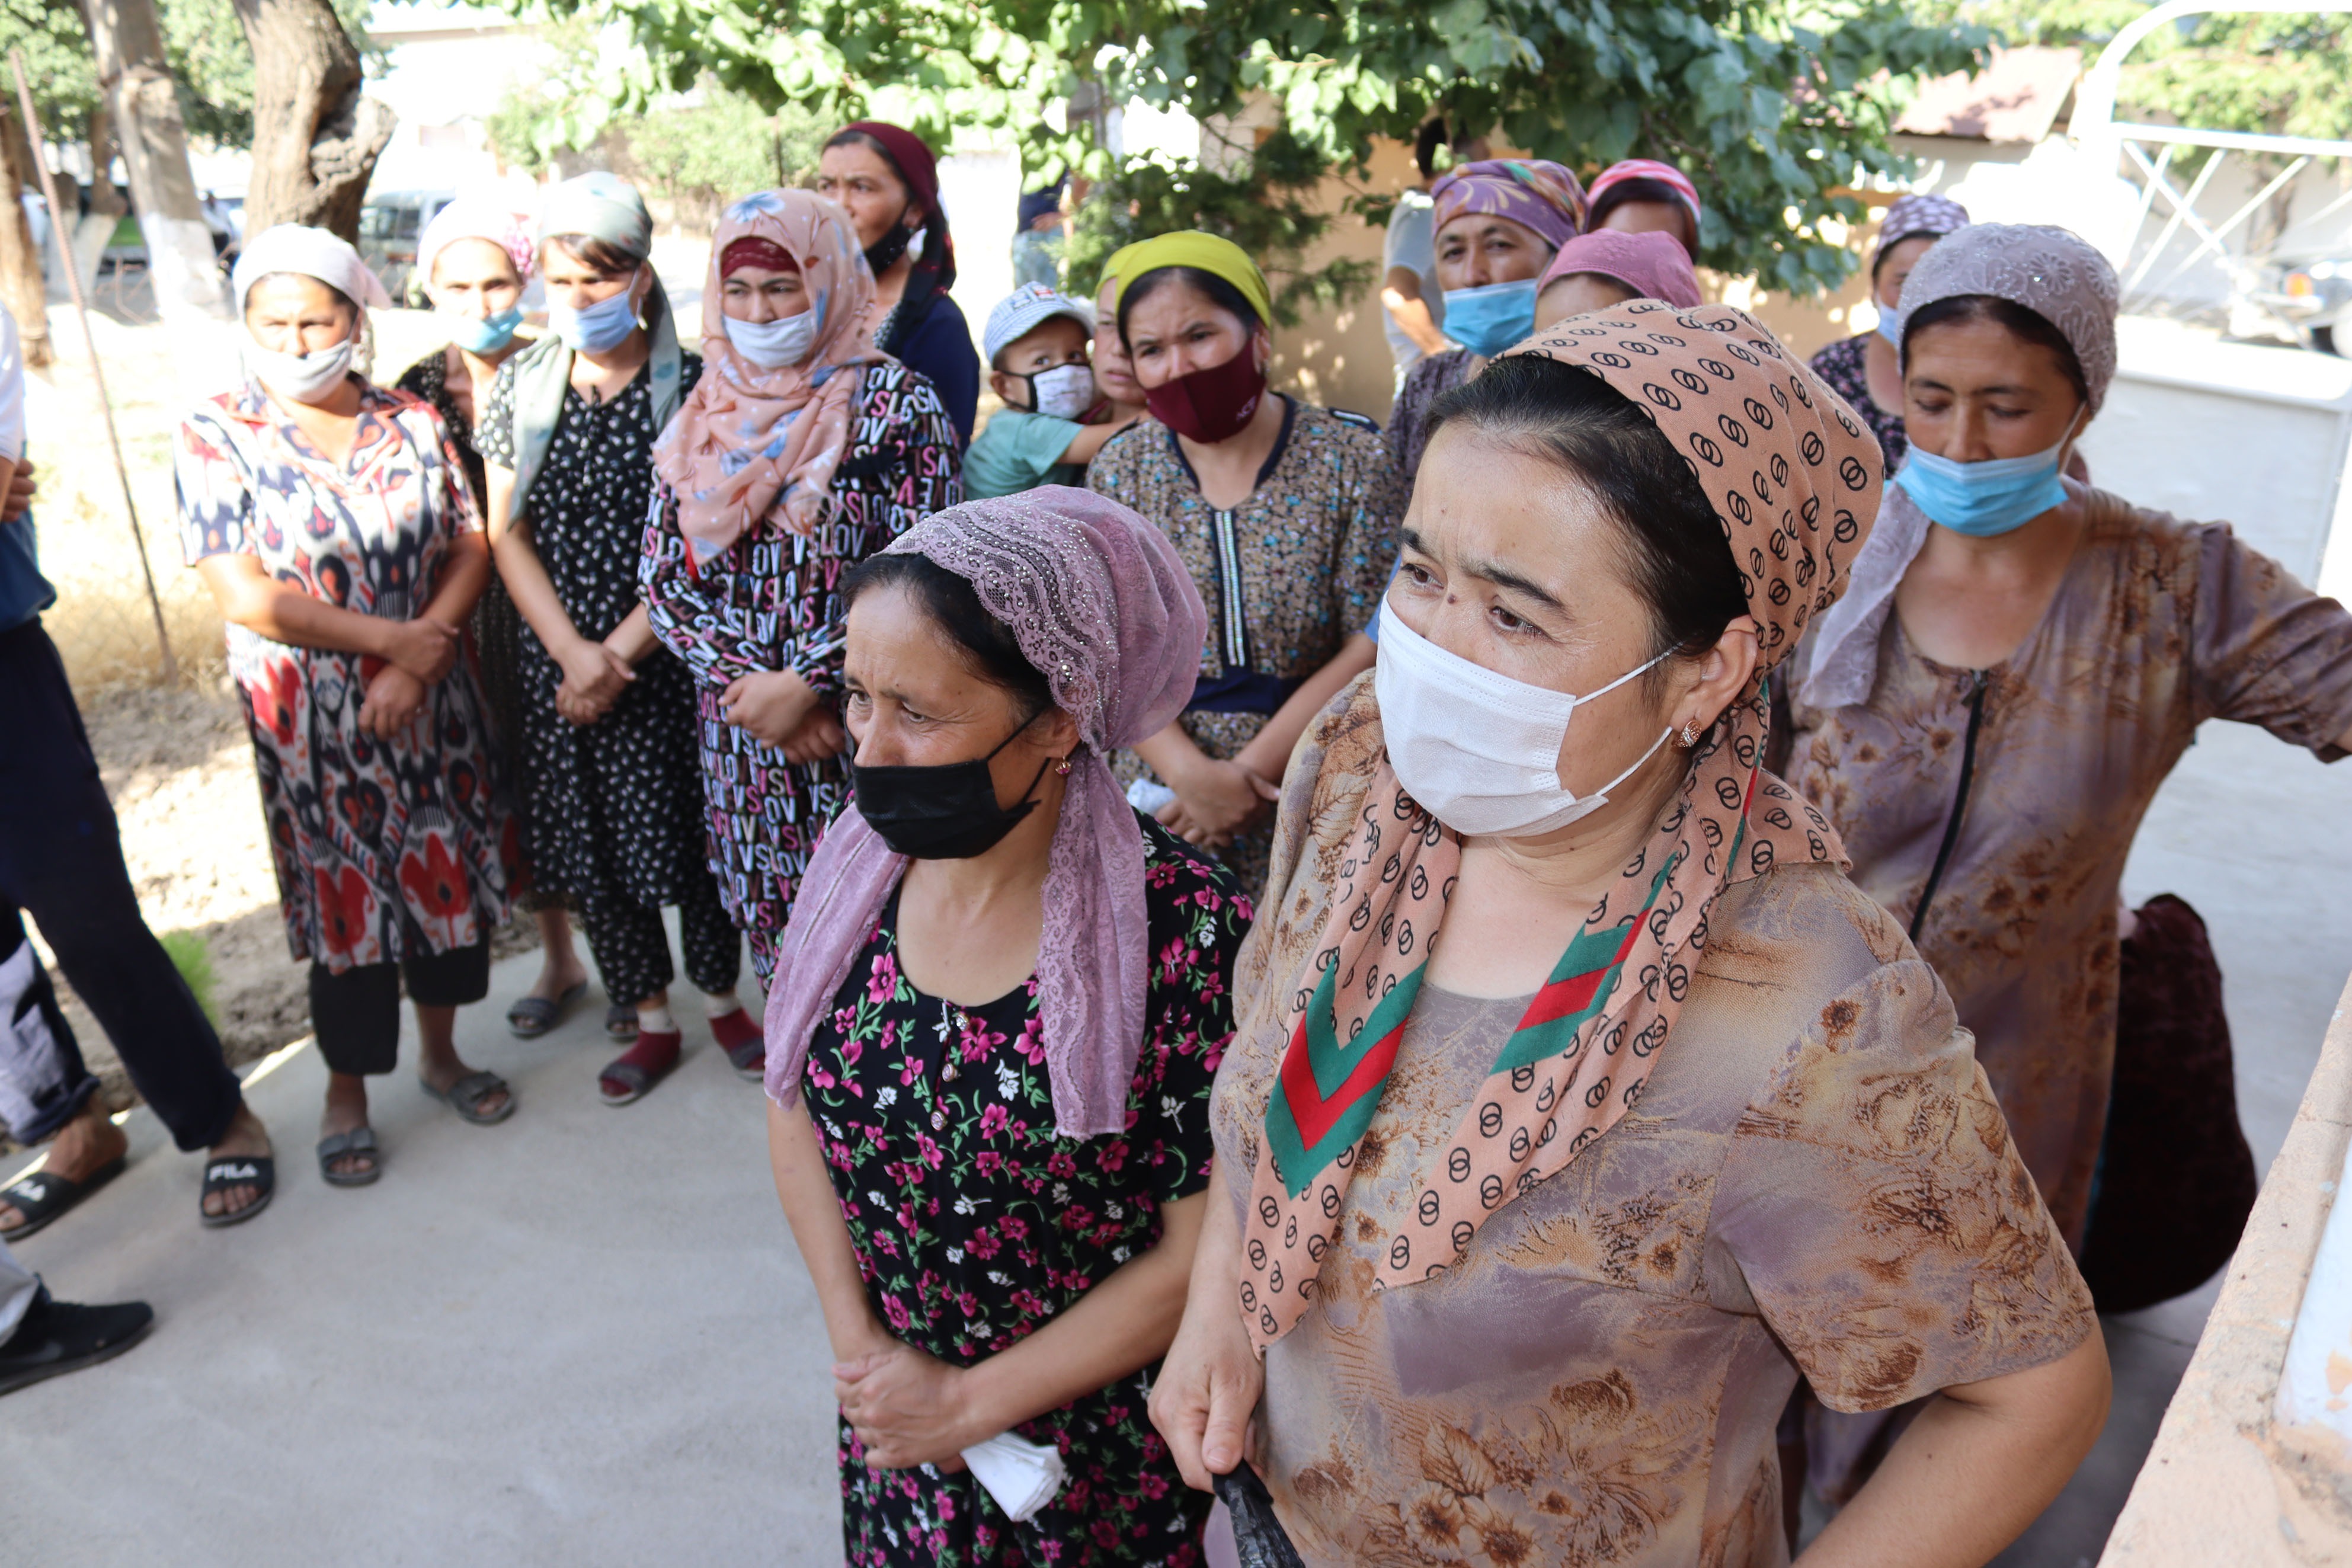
[
  {"x1": 81, "y1": 0, "x2": 229, "y2": 322},
  {"x1": 229, "y1": 0, "x2": 395, "y2": 241},
  {"x1": 0, "y1": 105, "x2": 53, "y2": 364},
  {"x1": 63, "y1": 98, "x2": 126, "y2": 305}
]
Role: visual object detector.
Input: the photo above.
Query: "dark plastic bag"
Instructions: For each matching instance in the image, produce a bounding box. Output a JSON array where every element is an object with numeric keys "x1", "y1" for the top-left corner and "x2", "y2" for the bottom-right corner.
[
  {"x1": 1214, "y1": 1460, "x2": 1304, "y2": 1568},
  {"x1": 2076, "y1": 894, "x2": 2260, "y2": 1313}
]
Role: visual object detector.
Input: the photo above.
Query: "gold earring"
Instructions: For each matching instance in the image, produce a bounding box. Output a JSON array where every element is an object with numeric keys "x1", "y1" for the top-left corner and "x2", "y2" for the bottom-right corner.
[
  {"x1": 1054, "y1": 756, "x2": 1074, "y2": 776},
  {"x1": 1681, "y1": 719, "x2": 1700, "y2": 747}
]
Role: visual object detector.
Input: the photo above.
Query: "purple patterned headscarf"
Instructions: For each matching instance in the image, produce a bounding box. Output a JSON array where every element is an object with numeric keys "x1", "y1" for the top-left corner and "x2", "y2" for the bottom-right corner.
[
  {"x1": 1871, "y1": 192, "x2": 1970, "y2": 276},
  {"x1": 1431, "y1": 159, "x2": 1588, "y2": 252},
  {"x1": 762, "y1": 487, "x2": 1211, "y2": 1137}
]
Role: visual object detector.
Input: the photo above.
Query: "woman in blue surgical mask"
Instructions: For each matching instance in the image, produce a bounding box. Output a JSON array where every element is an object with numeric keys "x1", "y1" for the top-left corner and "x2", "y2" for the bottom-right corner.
[
  {"x1": 1384, "y1": 156, "x2": 1587, "y2": 484},
  {"x1": 475, "y1": 171, "x2": 749, "y2": 1106},
  {"x1": 1808, "y1": 192, "x2": 1970, "y2": 474},
  {"x1": 1790, "y1": 224, "x2": 2352, "y2": 1322},
  {"x1": 639, "y1": 188, "x2": 961, "y2": 1086},
  {"x1": 393, "y1": 202, "x2": 596, "y2": 1048}
]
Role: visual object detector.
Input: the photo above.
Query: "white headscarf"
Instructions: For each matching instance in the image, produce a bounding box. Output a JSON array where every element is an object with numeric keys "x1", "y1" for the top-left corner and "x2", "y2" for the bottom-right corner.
[{"x1": 231, "y1": 224, "x2": 393, "y2": 315}]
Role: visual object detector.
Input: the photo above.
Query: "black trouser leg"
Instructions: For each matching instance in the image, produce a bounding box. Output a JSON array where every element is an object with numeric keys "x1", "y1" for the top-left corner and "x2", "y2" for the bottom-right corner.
[
  {"x1": 0, "y1": 621, "x2": 242, "y2": 1151},
  {"x1": 678, "y1": 869, "x2": 741, "y2": 998},
  {"x1": 575, "y1": 887, "x2": 675, "y2": 1008},
  {"x1": 308, "y1": 933, "x2": 492, "y2": 1077}
]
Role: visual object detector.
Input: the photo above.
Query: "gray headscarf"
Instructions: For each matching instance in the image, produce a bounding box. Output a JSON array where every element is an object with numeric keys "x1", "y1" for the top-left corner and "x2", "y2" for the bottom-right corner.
[
  {"x1": 503, "y1": 172, "x2": 683, "y2": 520},
  {"x1": 1800, "y1": 225, "x2": 2119, "y2": 710}
]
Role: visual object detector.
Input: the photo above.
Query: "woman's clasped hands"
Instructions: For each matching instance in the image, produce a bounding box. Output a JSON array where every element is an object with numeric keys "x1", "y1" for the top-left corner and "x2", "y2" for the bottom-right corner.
[
  {"x1": 359, "y1": 615, "x2": 461, "y2": 739},
  {"x1": 553, "y1": 632, "x2": 636, "y2": 725},
  {"x1": 722, "y1": 667, "x2": 849, "y2": 763},
  {"x1": 834, "y1": 1338, "x2": 984, "y2": 1473}
]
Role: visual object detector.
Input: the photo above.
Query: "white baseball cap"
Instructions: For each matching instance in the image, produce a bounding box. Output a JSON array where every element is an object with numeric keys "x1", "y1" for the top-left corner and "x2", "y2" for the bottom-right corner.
[{"x1": 984, "y1": 283, "x2": 1095, "y2": 365}]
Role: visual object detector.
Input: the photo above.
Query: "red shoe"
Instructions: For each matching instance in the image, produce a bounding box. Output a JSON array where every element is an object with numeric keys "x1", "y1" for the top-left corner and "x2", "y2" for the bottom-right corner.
[
  {"x1": 710, "y1": 1006, "x2": 764, "y2": 1082},
  {"x1": 598, "y1": 1029, "x2": 681, "y2": 1106}
]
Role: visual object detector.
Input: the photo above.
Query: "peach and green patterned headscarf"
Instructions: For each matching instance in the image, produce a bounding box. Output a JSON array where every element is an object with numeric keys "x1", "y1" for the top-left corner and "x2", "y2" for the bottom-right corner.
[{"x1": 1241, "y1": 302, "x2": 1883, "y2": 1349}]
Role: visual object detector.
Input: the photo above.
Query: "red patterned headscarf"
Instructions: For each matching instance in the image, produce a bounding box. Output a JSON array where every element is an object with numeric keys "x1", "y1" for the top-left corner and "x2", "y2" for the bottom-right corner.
[{"x1": 1240, "y1": 303, "x2": 1884, "y2": 1349}]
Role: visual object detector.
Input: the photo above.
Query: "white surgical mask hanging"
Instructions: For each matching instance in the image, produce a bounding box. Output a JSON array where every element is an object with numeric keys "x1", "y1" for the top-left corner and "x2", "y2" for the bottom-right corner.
[
  {"x1": 1374, "y1": 606, "x2": 1673, "y2": 837},
  {"x1": 245, "y1": 334, "x2": 357, "y2": 405}
]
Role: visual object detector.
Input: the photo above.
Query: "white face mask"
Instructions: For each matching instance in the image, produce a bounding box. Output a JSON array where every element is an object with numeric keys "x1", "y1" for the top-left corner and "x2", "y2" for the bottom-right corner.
[
  {"x1": 1374, "y1": 606, "x2": 1673, "y2": 838},
  {"x1": 246, "y1": 336, "x2": 356, "y2": 405},
  {"x1": 1023, "y1": 363, "x2": 1096, "y2": 420},
  {"x1": 728, "y1": 308, "x2": 818, "y2": 370}
]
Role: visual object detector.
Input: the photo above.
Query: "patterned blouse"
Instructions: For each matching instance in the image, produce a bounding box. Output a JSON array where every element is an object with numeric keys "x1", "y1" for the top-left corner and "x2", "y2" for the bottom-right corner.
[
  {"x1": 1087, "y1": 398, "x2": 1407, "y2": 894},
  {"x1": 802, "y1": 817, "x2": 1252, "y2": 1566},
  {"x1": 1807, "y1": 332, "x2": 1908, "y2": 472},
  {"x1": 1789, "y1": 493, "x2": 2352, "y2": 1246},
  {"x1": 175, "y1": 380, "x2": 514, "y2": 972},
  {"x1": 1382, "y1": 347, "x2": 1476, "y2": 482},
  {"x1": 641, "y1": 358, "x2": 962, "y2": 967},
  {"x1": 1209, "y1": 695, "x2": 2094, "y2": 1566}
]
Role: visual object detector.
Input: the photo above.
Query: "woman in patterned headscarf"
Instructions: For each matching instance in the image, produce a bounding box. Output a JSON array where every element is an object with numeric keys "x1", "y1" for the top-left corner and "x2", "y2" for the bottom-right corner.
[
  {"x1": 1151, "y1": 303, "x2": 2111, "y2": 1567},
  {"x1": 641, "y1": 188, "x2": 961, "y2": 1081},
  {"x1": 1807, "y1": 192, "x2": 1970, "y2": 471},
  {"x1": 1384, "y1": 157, "x2": 1586, "y2": 482},
  {"x1": 1791, "y1": 224, "x2": 2352, "y2": 1260}
]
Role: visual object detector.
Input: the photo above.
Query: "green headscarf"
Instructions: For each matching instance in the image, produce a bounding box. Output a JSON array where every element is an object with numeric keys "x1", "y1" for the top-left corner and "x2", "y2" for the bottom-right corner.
[
  {"x1": 1105, "y1": 231, "x2": 1275, "y2": 328},
  {"x1": 504, "y1": 172, "x2": 683, "y2": 521}
]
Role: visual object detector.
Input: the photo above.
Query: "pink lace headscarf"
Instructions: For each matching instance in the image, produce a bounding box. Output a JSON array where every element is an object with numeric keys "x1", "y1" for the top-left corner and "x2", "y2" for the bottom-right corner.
[{"x1": 763, "y1": 486, "x2": 1210, "y2": 1137}]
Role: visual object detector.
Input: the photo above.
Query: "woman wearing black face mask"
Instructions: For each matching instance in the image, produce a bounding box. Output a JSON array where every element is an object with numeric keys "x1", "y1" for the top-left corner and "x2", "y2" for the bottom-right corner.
[
  {"x1": 1088, "y1": 232, "x2": 1407, "y2": 898},
  {"x1": 756, "y1": 487, "x2": 1250, "y2": 1564},
  {"x1": 815, "y1": 121, "x2": 981, "y2": 448}
]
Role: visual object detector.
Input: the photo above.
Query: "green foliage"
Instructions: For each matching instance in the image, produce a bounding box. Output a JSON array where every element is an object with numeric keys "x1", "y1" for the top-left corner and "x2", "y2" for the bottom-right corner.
[
  {"x1": 486, "y1": 17, "x2": 828, "y2": 218},
  {"x1": 1065, "y1": 134, "x2": 1375, "y2": 327},
  {"x1": 0, "y1": 0, "x2": 101, "y2": 142},
  {"x1": 489, "y1": 0, "x2": 1987, "y2": 296},
  {"x1": 1927, "y1": 0, "x2": 2352, "y2": 143},
  {"x1": 158, "y1": 929, "x2": 217, "y2": 1025}
]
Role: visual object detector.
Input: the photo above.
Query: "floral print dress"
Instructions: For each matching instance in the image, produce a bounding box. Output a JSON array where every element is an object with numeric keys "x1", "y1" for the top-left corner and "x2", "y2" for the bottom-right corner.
[
  {"x1": 1088, "y1": 399, "x2": 1406, "y2": 895},
  {"x1": 1806, "y1": 333, "x2": 1908, "y2": 473},
  {"x1": 801, "y1": 818, "x2": 1252, "y2": 1567},
  {"x1": 175, "y1": 380, "x2": 514, "y2": 970},
  {"x1": 642, "y1": 358, "x2": 963, "y2": 980}
]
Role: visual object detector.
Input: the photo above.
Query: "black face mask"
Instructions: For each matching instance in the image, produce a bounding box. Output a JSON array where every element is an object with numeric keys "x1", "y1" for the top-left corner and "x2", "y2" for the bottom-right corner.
[
  {"x1": 863, "y1": 205, "x2": 918, "y2": 279},
  {"x1": 853, "y1": 715, "x2": 1054, "y2": 860}
]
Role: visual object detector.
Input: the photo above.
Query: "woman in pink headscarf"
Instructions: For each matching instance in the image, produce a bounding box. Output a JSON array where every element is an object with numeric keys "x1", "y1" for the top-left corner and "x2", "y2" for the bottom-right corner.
[
  {"x1": 1529, "y1": 227, "x2": 1705, "y2": 330},
  {"x1": 640, "y1": 188, "x2": 961, "y2": 1087},
  {"x1": 759, "y1": 487, "x2": 1249, "y2": 1565}
]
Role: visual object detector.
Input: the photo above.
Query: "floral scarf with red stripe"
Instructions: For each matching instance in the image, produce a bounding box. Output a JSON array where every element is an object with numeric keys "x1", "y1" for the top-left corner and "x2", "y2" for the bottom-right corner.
[{"x1": 1241, "y1": 302, "x2": 1882, "y2": 1349}]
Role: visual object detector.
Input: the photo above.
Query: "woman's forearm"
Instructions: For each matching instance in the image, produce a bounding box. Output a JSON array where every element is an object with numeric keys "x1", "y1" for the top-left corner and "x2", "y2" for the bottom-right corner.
[
  {"x1": 196, "y1": 556, "x2": 394, "y2": 658},
  {"x1": 1799, "y1": 1332, "x2": 2110, "y2": 1568},
  {"x1": 1134, "y1": 723, "x2": 1210, "y2": 789},
  {"x1": 958, "y1": 1190, "x2": 1208, "y2": 1436},
  {"x1": 605, "y1": 603, "x2": 660, "y2": 665},
  {"x1": 492, "y1": 518, "x2": 587, "y2": 655},
  {"x1": 424, "y1": 532, "x2": 492, "y2": 628},
  {"x1": 767, "y1": 1097, "x2": 892, "y2": 1364},
  {"x1": 1234, "y1": 633, "x2": 1374, "y2": 783}
]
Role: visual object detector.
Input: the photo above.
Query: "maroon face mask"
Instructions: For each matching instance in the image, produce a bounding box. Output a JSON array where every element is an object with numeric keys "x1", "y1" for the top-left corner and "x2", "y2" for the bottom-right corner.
[{"x1": 1143, "y1": 340, "x2": 1268, "y2": 444}]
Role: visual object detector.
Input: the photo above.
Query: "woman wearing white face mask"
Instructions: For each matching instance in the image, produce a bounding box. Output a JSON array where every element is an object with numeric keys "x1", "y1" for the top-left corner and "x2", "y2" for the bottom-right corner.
[
  {"x1": 1789, "y1": 224, "x2": 2352, "y2": 1260},
  {"x1": 393, "y1": 200, "x2": 595, "y2": 1045},
  {"x1": 180, "y1": 225, "x2": 519, "y2": 1186},
  {"x1": 476, "y1": 172, "x2": 747, "y2": 1106},
  {"x1": 640, "y1": 189, "x2": 960, "y2": 1071},
  {"x1": 1151, "y1": 307, "x2": 2113, "y2": 1567}
]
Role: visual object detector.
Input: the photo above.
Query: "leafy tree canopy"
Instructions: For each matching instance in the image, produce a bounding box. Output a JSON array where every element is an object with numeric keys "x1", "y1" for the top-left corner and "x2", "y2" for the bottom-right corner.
[{"x1": 496, "y1": 0, "x2": 1989, "y2": 296}]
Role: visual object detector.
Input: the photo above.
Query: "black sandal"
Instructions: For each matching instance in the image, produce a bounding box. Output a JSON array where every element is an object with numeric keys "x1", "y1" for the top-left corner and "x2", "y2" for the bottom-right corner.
[
  {"x1": 199, "y1": 1154, "x2": 276, "y2": 1228},
  {"x1": 315, "y1": 1129, "x2": 380, "y2": 1189},
  {"x1": 419, "y1": 1070, "x2": 516, "y2": 1126},
  {"x1": 0, "y1": 1154, "x2": 126, "y2": 1241}
]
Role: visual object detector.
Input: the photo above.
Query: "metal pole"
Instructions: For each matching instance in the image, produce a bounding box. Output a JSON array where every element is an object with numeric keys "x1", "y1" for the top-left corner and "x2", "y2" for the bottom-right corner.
[{"x1": 11, "y1": 49, "x2": 176, "y2": 684}]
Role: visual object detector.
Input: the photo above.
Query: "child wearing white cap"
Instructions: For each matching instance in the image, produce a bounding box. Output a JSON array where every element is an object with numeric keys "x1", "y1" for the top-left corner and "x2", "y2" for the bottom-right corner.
[{"x1": 965, "y1": 283, "x2": 1140, "y2": 499}]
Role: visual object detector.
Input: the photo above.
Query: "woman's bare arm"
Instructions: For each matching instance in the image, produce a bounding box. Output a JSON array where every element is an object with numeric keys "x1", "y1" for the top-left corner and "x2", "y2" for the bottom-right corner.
[
  {"x1": 1233, "y1": 632, "x2": 1375, "y2": 785},
  {"x1": 422, "y1": 529, "x2": 492, "y2": 628},
  {"x1": 1799, "y1": 1331, "x2": 2111, "y2": 1567},
  {"x1": 196, "y1": 553, "x2": 455, "y2": 679},
  {"x1": 487, "y1": 477, "x2": 633, "y2": 721},
  {"x1": 767, "y1": 1096, "x2": 896, "y2": 1365}
]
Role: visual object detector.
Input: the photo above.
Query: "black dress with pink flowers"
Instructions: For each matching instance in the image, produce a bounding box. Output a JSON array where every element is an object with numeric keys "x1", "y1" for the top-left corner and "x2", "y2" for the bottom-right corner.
[{"x1": 801, "y1": 814, "x2": 1251, "y2": 1567}]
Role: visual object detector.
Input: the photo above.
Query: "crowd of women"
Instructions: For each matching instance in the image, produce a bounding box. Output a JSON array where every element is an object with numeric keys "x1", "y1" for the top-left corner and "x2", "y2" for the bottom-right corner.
[{"x1": 148, "y1": 120, "x2": 2352, "y2": 1568}]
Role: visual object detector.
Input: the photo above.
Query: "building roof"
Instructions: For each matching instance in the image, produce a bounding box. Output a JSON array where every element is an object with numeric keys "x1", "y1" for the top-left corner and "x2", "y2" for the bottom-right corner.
[{"x1": 1894, "y1": 46, "x2": 2084, "y2": 143}]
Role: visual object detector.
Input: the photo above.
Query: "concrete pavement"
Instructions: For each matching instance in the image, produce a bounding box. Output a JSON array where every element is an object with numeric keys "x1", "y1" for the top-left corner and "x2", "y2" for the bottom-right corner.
[{"x1": 4, "y1": 716, "x2": 2351, "y2": 1566}]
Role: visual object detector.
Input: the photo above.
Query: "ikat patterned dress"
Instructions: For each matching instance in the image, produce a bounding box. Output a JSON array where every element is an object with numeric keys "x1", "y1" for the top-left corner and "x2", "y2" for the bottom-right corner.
[
  {"x1": 800, "y1": 817, "x2": 1250, "y2": 1567},
  {"x1": 641, "y1": 357, "x2": 961, "y2": 980},
  {"x1": 175, "y1": 379, "x2": 514, "y2": 971}
]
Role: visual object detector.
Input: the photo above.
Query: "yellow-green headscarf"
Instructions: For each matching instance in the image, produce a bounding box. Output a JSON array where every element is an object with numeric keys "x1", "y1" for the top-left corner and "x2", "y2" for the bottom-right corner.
[{"x1": 1105, "y1": 232, "x2": 1275, "y2": 328}]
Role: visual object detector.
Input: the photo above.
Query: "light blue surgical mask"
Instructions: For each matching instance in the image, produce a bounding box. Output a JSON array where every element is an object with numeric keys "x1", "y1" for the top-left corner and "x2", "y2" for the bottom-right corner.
[
  {"x1": 1442, "y1": 278, "x2": 1540, "y2": 358},
  {"x1": 1874, "y1": 305, "x2": 1903, "y2": 348},
  {"x1": 728, "y1": 306, "x2": 818, "y2": 370},
  {"x1": 549, "y1": 287, "x2": 641, "y2": 354},
  {"x1": 1893, "y1": 410, "x2": 2084, "y2": 537},
  {"x1": 450, "y1": 305, "x2": 524, "y2": 354}
]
